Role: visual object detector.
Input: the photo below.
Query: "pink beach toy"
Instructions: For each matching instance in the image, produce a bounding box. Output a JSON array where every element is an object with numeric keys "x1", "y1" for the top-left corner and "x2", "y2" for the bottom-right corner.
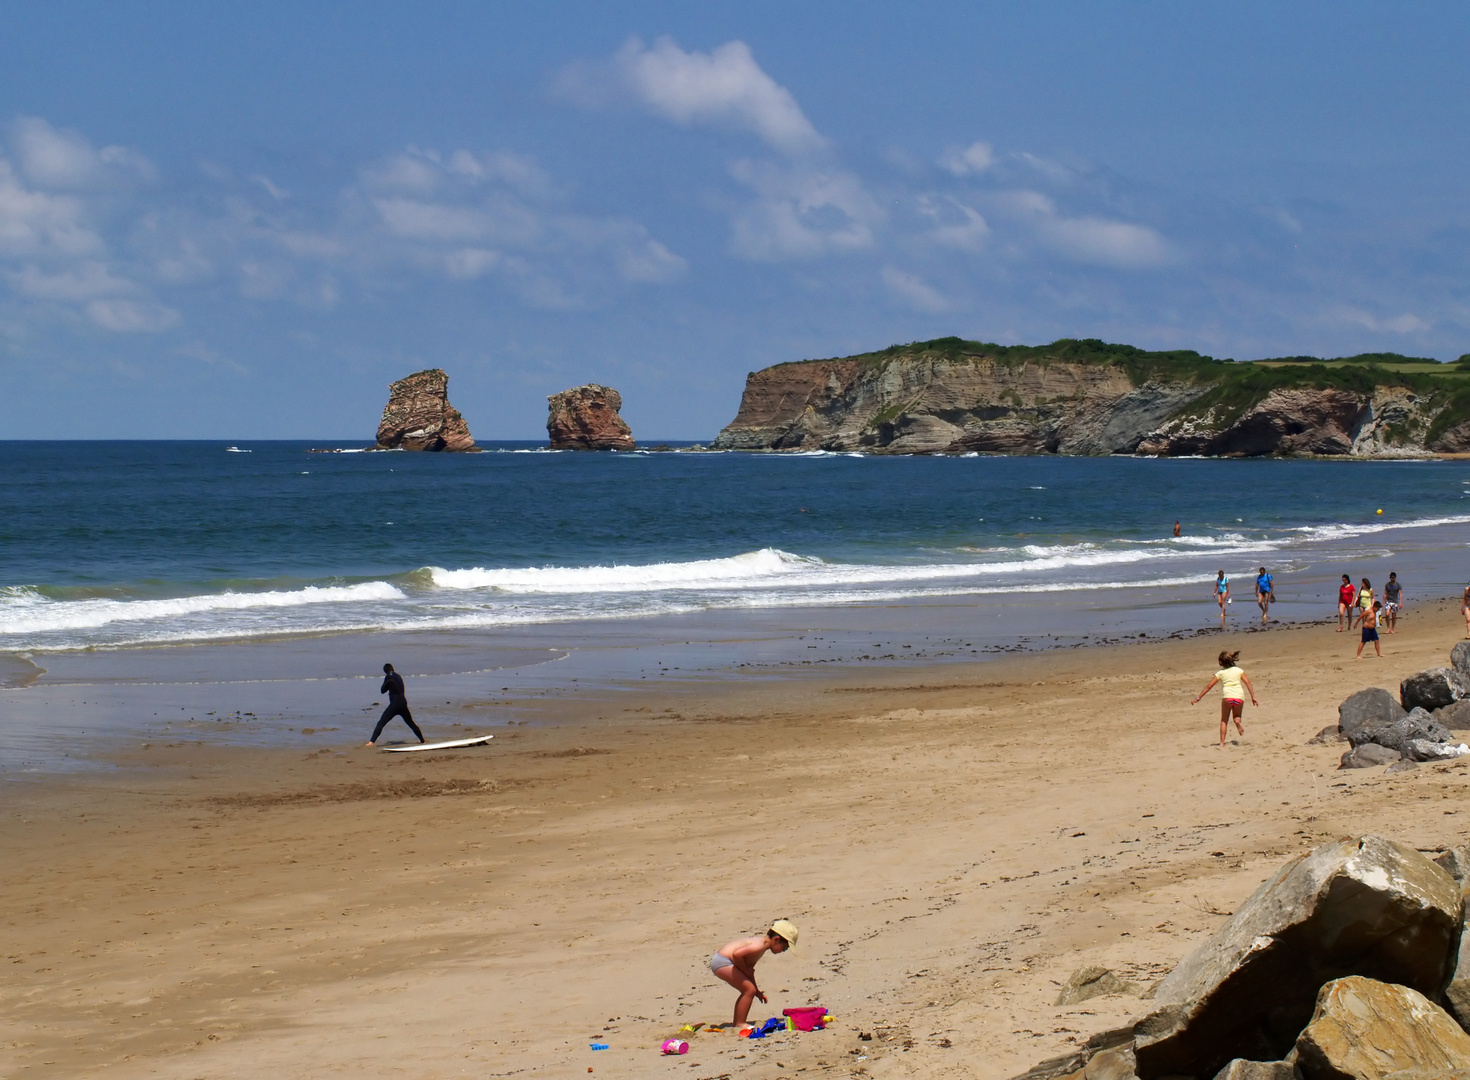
[
  {"x1": 782, "y1": 1007, "x2": 828, "y2": 1032},
  {"x1": 660, "y1": 1039, "x2": 689, "y2": 1055}
]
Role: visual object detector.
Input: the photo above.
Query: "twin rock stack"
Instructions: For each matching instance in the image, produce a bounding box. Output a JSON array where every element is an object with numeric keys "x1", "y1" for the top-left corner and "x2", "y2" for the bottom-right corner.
[{"x1": 373, "y1": 370, "x2": 633, "y2": 452}]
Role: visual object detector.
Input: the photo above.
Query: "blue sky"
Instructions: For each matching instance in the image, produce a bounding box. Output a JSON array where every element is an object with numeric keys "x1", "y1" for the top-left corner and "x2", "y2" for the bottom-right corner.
[{"x1": 2, "y1": 2, "x2": 1468, "y2": 440}]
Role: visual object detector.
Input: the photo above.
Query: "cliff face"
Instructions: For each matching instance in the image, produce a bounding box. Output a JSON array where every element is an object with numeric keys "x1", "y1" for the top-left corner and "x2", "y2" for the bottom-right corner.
[
  {"x1": 713, "y1": 341, "x2": 1469, "y2": 457},
  {"x1": 376, "y1": 369, "x2": 477, "y2": 451},
  {"x1": 547, "y1": 384, "x2": 635, "y2": 450}
]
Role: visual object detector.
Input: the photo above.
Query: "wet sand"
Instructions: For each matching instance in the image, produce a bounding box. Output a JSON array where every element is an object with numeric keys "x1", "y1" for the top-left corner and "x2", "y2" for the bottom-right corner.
[{"x1": 4, "y1": 597, "x2": 1470, "y2": 1079}]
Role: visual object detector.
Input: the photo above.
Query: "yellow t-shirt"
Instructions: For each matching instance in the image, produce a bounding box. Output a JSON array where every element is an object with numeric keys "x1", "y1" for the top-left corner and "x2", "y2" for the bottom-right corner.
[
  {"x1": 1359, "y1": 588, "x2": 1373, "y2": 610},
  {"x1": 1216, "y1": 667, "x2": 1245, "y2": 700}
]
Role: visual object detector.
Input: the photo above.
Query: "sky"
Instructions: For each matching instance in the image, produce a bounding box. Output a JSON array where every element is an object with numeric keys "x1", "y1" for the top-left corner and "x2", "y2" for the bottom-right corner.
[{"x1": 2, "y1": 2, "x2": 1468, "y2": 440}]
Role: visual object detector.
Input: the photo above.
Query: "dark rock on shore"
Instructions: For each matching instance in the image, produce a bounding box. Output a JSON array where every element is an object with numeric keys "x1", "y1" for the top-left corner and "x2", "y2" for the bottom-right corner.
[
  {"x1": 1401, "y1": 667, "x2": 1469, "y2": 711},
  {"x1": 1307, "y1": 725, "x2": 1346, "y2": 745},
  {"x1": 375, "y1": 369, "x2": 477, "y2": 451},
  {"x1": 1438, "y1": 699, "x2": 1470, "y2": 731},
  {"x1": 1341, "y1": 744, "x2": 1403, "y2": 768},
  {"x1": 1056, "y1": 966, "x2": 1137, "y2": 1006},
  {"x1": 547, "y1": 384, "x2": 635, "y2": 450},
  {"x1": 1339, "y1": 687, "x2": 1406, "y2": 737},
  {"x1": 1349, "y1": 707, "x2": 1456, "y2": 759}
]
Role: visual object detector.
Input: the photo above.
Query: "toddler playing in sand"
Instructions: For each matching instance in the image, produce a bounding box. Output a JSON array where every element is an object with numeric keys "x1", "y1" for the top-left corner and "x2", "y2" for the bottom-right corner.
[
  {"x1": 1191, "y1": 649, "x2": 1259, "y2": 748},
  {"x1": 710, "y1": 920, "x2": 798, "y2": 1025}
]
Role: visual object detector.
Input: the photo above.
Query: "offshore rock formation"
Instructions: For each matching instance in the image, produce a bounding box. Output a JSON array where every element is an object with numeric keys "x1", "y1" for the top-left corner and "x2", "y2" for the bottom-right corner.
[
  {"x1": 713, "y1": 339, "x2": 1470, "y2": 457},
  {"x1": 375, "y1": 369, "x2": 477, "y2": 451},
  {"x1": 547, "y1": 384, "x2": 635, "y2": 450}
]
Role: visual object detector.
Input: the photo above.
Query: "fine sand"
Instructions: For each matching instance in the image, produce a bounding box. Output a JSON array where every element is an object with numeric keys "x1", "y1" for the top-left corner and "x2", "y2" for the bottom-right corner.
[{"x1": 5, "y1": 598, "x2": 1470, "y2": 1079}]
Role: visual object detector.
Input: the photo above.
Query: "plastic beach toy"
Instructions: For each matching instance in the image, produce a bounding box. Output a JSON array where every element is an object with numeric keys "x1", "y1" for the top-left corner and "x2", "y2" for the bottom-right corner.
[
  {"x1": 590, "y1": 1043, "x2": 610, "y2": 1050},
  {"x1": 660, "y1": 1039, "x2": 689, "y2": 1055}
]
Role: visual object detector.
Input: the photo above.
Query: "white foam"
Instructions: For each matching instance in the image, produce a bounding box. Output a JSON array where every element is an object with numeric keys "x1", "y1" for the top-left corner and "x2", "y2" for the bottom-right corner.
[{"x1": 0, "y1": 581, "x2": 404, "y2": 635}]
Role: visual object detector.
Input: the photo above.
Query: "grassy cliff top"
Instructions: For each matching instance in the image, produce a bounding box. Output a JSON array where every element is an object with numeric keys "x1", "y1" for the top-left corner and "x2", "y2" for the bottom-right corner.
[{"x1": 777, "y1": 336, "x2": 1469, "y2": 390}]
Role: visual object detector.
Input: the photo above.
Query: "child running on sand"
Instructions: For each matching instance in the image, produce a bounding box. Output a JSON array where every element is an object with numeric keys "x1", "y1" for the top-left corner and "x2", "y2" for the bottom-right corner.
[
  {"x1": 1214, "y1": 571, "x2": 1230, "y2": 626},
  {"x1": 1357, "y1": 601, "x2": 1383, "y2": 659},
  {"x1": 710, "y1": 920, "x2": 798, "y2": 1025},
  {"x1": 1192, "y1": 649, "x2": 1259, "y2": 748}
]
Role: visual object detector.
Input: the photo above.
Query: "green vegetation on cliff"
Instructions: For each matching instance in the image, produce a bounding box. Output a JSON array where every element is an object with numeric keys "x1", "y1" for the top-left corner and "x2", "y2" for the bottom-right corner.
[{"x1": 784, "y1": 336, "x2": 1469, "y2": 428}]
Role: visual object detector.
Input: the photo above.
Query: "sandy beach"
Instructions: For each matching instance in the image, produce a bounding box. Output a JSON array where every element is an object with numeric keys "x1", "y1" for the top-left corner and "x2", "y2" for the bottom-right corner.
[{"x1": 5, "y1": 596, "x2": 1470, "y2": 1079}]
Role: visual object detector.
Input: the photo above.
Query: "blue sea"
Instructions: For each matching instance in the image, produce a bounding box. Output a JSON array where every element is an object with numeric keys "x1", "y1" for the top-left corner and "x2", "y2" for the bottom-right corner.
[{"x1": 3, "y1": 441, "x2": 1469, "y2": 656}]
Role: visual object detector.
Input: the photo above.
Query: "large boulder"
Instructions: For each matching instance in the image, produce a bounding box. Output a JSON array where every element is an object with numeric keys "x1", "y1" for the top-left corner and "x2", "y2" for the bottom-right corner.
[
  {"x1": 1349, "y1": 707, "x2": 1455, "y2": 758},
  {"x1": 1453, "y1": 641, "x2": 1470, "y2": 678},
  {"x1": 547, "y1": 384, "x2": 635, "y2": 450},
  {"x1": 1339, "y1": 688, "x2": 1406, "y2": 738},
  {"x1": 1295, "y1": 976, "x2": 1470, "y2": 1079},
  {"x1": 1340, "y1": 743, "x2": 1403, "y2": 769},
  {"x1": 1402, "y1": 668, "x2": 1470, "y2": 711},
  {"x1": 375, "y1": 368, "x2": 477, "y2": 451},
  {"x1": 1437, "y1": 699, "x2": 1470, "y2": 732},
  {"x1": 1131, "y1": 836, "x2": 1462, "y2": 1079}
]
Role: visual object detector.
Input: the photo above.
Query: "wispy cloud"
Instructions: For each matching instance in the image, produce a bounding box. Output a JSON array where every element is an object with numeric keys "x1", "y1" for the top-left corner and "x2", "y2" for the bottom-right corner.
[
  {"x1": 557, "y1": 37, "x2": 825, "y2": 158},
  {"x1": 882, "y1": 265, "x2": 950, "y2": 313}
]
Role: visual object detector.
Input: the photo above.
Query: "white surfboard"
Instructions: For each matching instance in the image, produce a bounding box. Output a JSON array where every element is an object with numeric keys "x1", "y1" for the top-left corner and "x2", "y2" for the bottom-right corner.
[{"x1": 382, "y1": 735, "x2": 494, "y2": 753}]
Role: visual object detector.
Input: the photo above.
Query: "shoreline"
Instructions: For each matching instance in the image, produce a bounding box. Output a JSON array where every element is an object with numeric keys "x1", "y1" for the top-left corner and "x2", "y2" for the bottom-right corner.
[{"x1": 5, "y1": 597, "x2": 1470, "y2": 1077}]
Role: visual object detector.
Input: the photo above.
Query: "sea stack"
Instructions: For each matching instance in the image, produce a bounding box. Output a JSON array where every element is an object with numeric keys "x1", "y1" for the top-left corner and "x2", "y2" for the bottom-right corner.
[
  {"x1": 546, "y1": 384, "x2": 635, "y2": 450},
  {"x1": 375, "y1": 369, "x2": 477, "y2": 451}
]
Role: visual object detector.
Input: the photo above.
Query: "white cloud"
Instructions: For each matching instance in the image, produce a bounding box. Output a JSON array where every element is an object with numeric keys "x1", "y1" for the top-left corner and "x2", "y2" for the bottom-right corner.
[
  {"x1": 7, "y1": 260, "x2": 136, "y2": 300},
  {"x1": 882, "y1": 266, "x2": 949, "y2": 313},
  {"x1": 85, "y1": 298, "x2": 179, "y2": 332},
  {"x1": 0, "y1": 160, "x2": 102, "y2": 258},
  {"x1": 939, "y1": 141, "x2": 995, "y2": 176},
  {"x1": 919, "y1": 196, "x2": 990, "y2": 253},
  {"x1": 727, "y1": 159, "x2": 882, "y2": 260},
  {"x1": 1330, "y1": 306, "x2": 1430, "y2": 335},
  {"x1": 996, "y1": 190, "x2": 1171, "y2": 268},
  {"x1": 251, "y1": 174, "x2": 289, "y2": 201},
  {"x1": 13, "y1": 117, "x2": 153, "y2": 190},
  {"x1": 562, "y1": 37, "x2": 825, "y2": 158}
]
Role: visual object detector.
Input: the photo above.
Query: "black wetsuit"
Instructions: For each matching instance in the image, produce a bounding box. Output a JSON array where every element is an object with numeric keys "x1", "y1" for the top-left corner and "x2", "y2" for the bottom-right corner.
[{"x1": 371, "y1": 670, "x2": 424, "y2": 743}]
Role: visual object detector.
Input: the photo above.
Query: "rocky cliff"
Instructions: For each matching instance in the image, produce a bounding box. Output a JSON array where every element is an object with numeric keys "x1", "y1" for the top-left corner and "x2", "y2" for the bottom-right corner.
[
  {"x1": 713, "y1": 338, "x2": 1470, "y2": 457},
  {"x1": 375, "y1": 369, "x2": 477, "y2": 451},
  {"x1": 547, "y1": 384, "x2": 635, "y2": 450}
]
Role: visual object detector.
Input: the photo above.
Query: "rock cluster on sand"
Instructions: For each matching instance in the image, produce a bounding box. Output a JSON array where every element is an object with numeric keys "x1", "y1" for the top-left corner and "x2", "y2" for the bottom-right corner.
[
  {"x1": 375, "y1": 369, "x2": 477, "y2": 451},
  {"x1": 546, "y1": 384, "x2": 635, "y2": 450},
  {"x1": 1327, "y1": 646, "x2": 1470, "y2": 768},
  {"x1": 1014, "y1": 835, "x2": 1470, "y2": 1080}
]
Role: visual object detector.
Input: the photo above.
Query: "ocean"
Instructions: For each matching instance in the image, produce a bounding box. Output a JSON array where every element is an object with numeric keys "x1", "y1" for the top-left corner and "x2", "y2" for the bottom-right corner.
[{"x1": 3, "y1": 441, "x2": 1469, "y2": 656}]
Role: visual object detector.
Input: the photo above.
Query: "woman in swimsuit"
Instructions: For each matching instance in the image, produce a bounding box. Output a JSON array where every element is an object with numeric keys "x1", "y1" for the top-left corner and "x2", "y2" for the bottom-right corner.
[
  {"x1": 1214, "y1": 570, "x2": 1230, "y2": 626},
  {"x1": 1462, "y1": 584, "x2": 1470, "y2": 638},
  {"x1": 1354, "y1": 579, "x2": 1374, "y2": 629},
  {"x1": 1337, "y1": 575, "x2": 1356, "y2": 632},
  {"x1": 710, "y1": 920, "x2": 798, "y2": 1025},
  {"x1": 1192, "y1": 649, "x2": 1259, "y2": 748}
]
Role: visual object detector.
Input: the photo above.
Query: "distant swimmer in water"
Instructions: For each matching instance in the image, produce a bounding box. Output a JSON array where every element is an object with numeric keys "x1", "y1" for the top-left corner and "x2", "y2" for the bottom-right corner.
[
  {"x1": 1192, "y1": 648, "x2": 1258, "y2": 748},
  {"x1": 366, "y1": 662, "x2": 425, "y2": 747},
  {"x1": 1173, "y1": 520, "x2": 1181, "y2": 537}
]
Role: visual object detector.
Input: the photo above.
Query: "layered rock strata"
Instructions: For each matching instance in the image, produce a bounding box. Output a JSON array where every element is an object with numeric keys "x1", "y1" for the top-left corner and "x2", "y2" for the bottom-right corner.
[
  {"x1": 547, "y1": 384, "x2": 635, "y2": 450},
  {"x1": 713, "y1": 341, "x2": 1470, "y2": 457},
  {"x1": 375, "y1": 369, "x2": 477, "y2": 451}
]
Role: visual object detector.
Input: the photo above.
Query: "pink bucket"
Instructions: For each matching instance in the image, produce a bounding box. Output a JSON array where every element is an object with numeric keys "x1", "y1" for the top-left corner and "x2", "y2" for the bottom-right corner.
[
  {"x1": 782, "y1": 1007, "x2": 827, "y2": 1032},
  {"x1": 660, "y1": 1039, "x2": 689, "y2": 1055}
]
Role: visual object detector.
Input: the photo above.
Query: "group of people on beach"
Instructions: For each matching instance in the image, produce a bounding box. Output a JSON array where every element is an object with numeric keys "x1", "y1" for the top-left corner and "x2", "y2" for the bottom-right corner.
[
  {"x1": 1211, "y1": 567, "x2": 1277, "y2": 627},
  {"x1": 1335, "y1": 572, "x2": 1405, "y2": 658}
]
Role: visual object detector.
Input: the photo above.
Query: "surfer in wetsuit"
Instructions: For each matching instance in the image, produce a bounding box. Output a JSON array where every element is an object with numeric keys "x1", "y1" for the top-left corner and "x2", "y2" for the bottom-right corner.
[{"x1": 366, "y1": 662, "x2": 425, "y2": 747}]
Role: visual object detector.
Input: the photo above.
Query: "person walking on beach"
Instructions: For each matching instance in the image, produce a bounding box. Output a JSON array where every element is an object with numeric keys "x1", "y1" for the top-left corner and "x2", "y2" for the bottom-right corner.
[
  {"x1": 1254, "y1": 567, "x2": 1274, "y2": 624},
  {"x1": 1214, "y1": 570, "x2": 1230, "y2": 626},
  {"x1": 1353, "y1": 578, "x2": 1374, "y2": 628},
  {"x1": 1192, "y1": 649, "x2": 1259, "y2": 748},
  {"x1": 366, "y1": 662, "x2": 425, "y2": 747},
  {"x1": 710, "y1": 920, "x2": 798, "y2": 1026},
  {"x1": 1337, "y1": 575, "x2": 1356, "y2": 632},
  {"x1": 1463, "y1": 583, "x2": 1470, "y2": 638},
  {"x1": 1356, "y1": 601, "x2": 1383, "y2": 659},
  {"x1": 1382, "y1": 572, "x2": 1403, "y2": 634}
]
